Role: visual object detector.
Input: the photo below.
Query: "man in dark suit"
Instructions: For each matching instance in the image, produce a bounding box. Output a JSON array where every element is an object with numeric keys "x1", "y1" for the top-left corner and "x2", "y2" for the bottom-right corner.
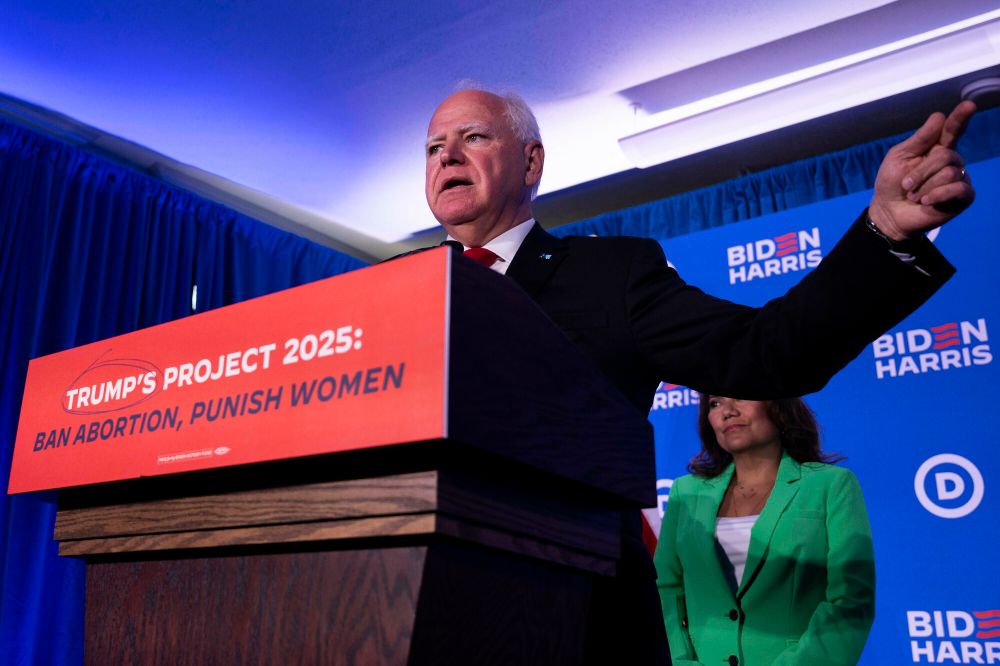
[{"x1": 423, "y1": 88, "x2": 975, "y2": 663}]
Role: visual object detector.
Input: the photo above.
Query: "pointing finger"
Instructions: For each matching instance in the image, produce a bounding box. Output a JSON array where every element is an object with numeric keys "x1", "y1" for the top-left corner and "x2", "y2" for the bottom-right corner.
[{"x1": 939, "y1": 100, "x2": 977, "y2": 149}]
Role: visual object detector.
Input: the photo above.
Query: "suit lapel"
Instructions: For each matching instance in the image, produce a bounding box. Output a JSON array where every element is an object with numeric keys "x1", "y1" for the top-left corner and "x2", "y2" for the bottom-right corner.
[
  {"x1": 738, "y1": 453, "x2": 801, "y2": 597},
  {"x1": 699, "y1": 466, "x2": 738, "y2": 599},
  {"x1": 505, "y1": 222, "x2": 568, "y2": 299}
]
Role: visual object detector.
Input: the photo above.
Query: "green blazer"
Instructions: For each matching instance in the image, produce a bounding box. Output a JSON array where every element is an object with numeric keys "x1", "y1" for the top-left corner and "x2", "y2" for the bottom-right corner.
[{"x1": 654, "y1": 454, "x2": 875, "y2": 666}]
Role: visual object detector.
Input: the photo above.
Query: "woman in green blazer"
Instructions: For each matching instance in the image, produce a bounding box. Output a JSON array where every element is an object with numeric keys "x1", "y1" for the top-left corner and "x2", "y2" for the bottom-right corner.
[{"x1": 654, "y1": 396, "x2": 875, "y2": 666}]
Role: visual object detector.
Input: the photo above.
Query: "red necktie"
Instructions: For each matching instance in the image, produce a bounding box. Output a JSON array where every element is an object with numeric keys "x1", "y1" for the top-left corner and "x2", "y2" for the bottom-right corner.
[{"x1": 464, "y1": 247, "x2": 499, "y2": 268}]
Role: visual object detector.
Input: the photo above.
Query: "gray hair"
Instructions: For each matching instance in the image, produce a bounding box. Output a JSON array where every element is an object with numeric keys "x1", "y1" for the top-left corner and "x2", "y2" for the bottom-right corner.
[
  {"x1": 454, "y1": 81, "x2": 543, "y2": 197},
  {"x1": 500, "y1": 92, "x2": 541, "y2": 146}
]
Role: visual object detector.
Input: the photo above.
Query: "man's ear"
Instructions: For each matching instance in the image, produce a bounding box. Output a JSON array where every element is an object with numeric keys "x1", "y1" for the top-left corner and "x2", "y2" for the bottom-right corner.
[{"x1": 524, "y1": 141, "x2": 544, "y2": 187}]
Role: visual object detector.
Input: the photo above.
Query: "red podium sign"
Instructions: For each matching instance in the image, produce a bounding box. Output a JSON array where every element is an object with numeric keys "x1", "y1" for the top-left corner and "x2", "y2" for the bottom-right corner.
[{"x1": 8, "y1": 250, "x2": 450, "y2": 493}]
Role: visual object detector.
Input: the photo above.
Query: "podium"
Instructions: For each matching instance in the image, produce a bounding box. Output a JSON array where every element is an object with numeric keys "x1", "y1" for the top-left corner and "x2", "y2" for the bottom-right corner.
[{"x1": 12, "y1": 249, "x2": 654, "y2": 664}]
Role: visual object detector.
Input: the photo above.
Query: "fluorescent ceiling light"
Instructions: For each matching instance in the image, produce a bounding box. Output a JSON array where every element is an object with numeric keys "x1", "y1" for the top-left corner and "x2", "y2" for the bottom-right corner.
[{"x1": 618, "y1": 9, "x2": 1000, "y2": 168}]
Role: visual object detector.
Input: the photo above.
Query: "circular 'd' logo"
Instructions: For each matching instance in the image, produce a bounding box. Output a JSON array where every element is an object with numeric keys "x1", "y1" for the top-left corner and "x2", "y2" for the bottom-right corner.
[{"x1": 914, "y1": 454, "x2": 984, "y2": 518}]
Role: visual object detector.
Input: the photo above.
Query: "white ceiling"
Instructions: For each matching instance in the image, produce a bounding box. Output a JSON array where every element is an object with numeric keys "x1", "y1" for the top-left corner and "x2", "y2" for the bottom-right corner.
[{"x1": 2, "y1": 0, "x2": 997, "y2": 256}]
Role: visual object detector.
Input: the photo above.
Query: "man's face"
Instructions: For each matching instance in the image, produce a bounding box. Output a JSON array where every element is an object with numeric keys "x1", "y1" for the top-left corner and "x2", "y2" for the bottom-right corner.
[{"x1": 424, "y1": 91, "x2": 539, "y2": 242}]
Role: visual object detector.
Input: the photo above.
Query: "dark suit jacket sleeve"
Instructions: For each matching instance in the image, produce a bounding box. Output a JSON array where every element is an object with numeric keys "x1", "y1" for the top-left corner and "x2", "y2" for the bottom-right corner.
[{"x1": 626, "y1": 214, "x2": 954, "y2": 397}]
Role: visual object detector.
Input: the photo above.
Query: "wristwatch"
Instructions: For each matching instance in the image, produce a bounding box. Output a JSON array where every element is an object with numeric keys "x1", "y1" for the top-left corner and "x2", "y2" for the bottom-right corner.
[{"x1": 863, "y1": 210, "x2": 927, "y2": 256}]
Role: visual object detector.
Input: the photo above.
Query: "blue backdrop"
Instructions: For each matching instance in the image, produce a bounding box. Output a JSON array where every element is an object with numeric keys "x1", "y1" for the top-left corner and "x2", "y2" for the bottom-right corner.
[{"x1": 644, "y1": 158, "x2": 999, "y2": 665}]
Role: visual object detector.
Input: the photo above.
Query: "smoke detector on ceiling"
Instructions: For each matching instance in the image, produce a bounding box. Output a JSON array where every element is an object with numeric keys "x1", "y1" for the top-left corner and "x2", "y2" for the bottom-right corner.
[{"x1": 961, "y1": 77, "x2": 1000, "y2": 108}]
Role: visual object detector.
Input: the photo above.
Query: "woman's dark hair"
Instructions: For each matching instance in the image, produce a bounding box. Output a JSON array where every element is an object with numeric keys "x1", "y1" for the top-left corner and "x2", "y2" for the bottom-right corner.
[{"x1": 688, "y1": 395, "x2": 843, "y2": 477}]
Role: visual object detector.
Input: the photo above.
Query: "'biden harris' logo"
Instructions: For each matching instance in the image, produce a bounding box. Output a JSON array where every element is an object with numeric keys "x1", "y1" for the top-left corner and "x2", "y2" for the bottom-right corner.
[
  {"x1": 726, "y1": 227, "x2": 823, "y2": 284},
  {"x1": 872, "y1": 318, "x2": 991, "y2": 379}
]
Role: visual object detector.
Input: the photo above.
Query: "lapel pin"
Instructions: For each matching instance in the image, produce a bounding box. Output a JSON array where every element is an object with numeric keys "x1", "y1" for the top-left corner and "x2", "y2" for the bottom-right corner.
[{"x1": 540, "y1": 253, "x2": 552, "y2": 260}]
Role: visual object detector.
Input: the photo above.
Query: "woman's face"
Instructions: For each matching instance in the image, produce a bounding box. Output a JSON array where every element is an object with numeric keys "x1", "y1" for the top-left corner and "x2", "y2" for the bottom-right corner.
[{"x1": 706, "y1": 397, "x2": 781, "y2": 457}]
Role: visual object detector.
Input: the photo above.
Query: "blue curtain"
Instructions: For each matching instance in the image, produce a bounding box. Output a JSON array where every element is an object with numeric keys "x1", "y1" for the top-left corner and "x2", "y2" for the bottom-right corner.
[
  {"x1": 0, "y1": 120, "x2": 367, "y2": 665},
  {"x1": 554, "y1": 105, "x2": 1000, "y2": 240}
]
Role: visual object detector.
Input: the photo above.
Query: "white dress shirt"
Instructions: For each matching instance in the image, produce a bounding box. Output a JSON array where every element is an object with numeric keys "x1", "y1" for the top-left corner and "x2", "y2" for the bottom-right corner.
[
  {"x1": 715, "y1": 514, "x2": 759, "y2": 589},
  {"x1": 448, "y1": 218, "x2": 536, "y2": 276}
]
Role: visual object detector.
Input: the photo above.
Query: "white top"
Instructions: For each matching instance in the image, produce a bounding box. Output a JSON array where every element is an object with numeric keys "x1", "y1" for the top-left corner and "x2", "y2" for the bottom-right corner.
[
  {"x1": 715, "y1": 514, "x2": 759, "y2": 588},
  {"x1": 447, "y1": 218, "x2": 535, "y2": 275}
]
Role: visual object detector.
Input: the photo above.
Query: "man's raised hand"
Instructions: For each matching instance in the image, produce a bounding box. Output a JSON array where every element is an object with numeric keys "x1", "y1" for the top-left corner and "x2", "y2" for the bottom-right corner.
[{"x1": 869, "y1": 101, "x2": 976, "y2": 241}]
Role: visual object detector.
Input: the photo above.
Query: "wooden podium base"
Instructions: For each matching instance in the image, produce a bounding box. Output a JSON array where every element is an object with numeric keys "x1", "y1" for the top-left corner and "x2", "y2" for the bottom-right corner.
[
  {"x1": 86, "y1": 541, "x2": 591, "y2": 665},
  {"x1": 63, "y1": 460, "x2": 620, "y2": 665}
]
